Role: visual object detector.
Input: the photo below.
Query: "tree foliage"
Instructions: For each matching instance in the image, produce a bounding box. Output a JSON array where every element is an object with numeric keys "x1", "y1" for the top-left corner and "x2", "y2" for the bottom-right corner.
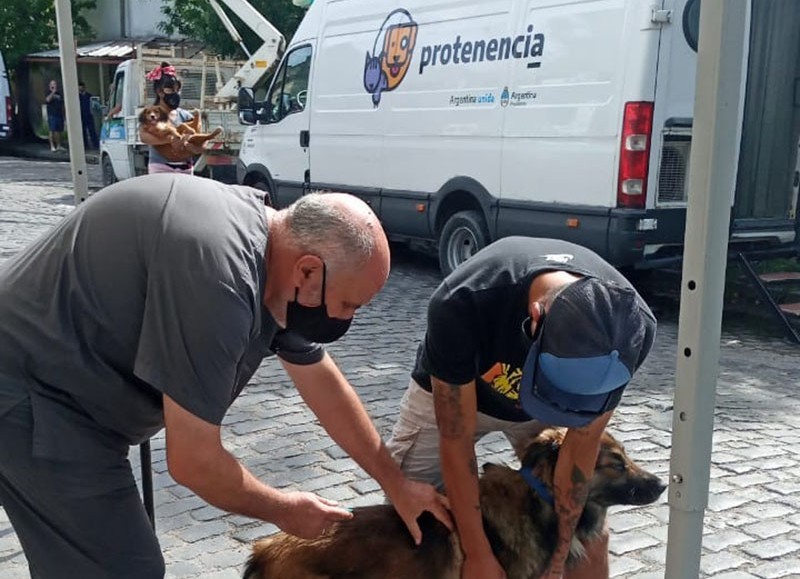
[
  {"x1": 0, "y1": 0, "x2": 96, "y2": 71},
  {"x1": 159, "y1": 0, "x2": 306, "y2": 60}
]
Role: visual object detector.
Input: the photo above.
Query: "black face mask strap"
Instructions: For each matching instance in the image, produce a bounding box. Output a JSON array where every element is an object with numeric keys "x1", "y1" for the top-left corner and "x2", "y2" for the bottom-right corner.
[
  {"x1": 320, "y1": 261, "x2": 327, "y2": 305},
  {"x1": 294, "y1": 259, "x2": 327, "y2": 305}
]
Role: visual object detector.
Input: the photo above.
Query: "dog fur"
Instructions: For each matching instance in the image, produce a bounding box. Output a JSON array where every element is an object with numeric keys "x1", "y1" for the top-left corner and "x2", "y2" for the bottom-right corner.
[
  {"x1": 242, "y1": 428, "x2": 666, "y2": 579},
  {"x1": 138, "y1": 105, "x2": 222, "y2": 148}
]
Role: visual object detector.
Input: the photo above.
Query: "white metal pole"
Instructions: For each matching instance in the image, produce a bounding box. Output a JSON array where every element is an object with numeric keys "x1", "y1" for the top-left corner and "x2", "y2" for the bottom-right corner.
[
  {"x1": 54, "y1": 0, "x2": 89, "y2": 204},
  {"x1": 665, "y1": 1, "x2": 749, "y2": 577}
]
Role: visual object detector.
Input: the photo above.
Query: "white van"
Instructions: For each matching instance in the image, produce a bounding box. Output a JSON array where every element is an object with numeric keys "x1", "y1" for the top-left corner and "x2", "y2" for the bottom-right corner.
[
  {"x1": 0, "y1": 50, "x2": 13, "y2": 140},
  {"x1": 237, "y1": 0, "x2": 800, "y2": 275}
]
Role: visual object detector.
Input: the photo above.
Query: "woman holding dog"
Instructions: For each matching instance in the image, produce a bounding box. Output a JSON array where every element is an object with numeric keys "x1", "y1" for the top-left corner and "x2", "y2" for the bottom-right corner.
[
  {"x1": 139, "y1": 62, "x2": 203, "y2": 174},
  {"x1": 387, "y1": 237, "x2": 657, "y2": 579}
]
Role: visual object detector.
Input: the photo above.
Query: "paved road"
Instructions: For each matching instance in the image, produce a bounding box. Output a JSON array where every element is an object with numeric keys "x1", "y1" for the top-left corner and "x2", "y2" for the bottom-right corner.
[{"x1": 1, "y1": 158, "x2": 799, "y2": 578}]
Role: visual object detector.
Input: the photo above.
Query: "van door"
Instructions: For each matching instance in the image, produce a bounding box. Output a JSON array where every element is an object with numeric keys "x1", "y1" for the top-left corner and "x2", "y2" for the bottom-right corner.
[
  {"x1": 101, "y1": 67, "x2": 133, "y2": 181},
  {"x1": 732, "y1": 0, "x2": 800, "y2": 240},
  {"x1": 646, "y1": 0, "x2": 703, "y2": 253},
  {"x1": 259, "y1": 43, "x2": 314, "y2": 208},
  {"x1": 497, "y1": 0, "x2": 653, "y2": 257}
]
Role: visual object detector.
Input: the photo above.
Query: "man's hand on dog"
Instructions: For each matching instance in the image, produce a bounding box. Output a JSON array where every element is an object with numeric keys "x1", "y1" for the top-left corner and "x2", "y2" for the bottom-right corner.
[
  {"x1": 273, "y1": 491, "x2": 353, "y2": 539},
  {"x1": 387, "y1": 478, "x2": 452, "y2": 545}
]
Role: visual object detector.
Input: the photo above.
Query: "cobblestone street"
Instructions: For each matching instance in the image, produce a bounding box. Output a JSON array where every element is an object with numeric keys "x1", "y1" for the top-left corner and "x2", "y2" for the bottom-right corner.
[{"x1": 1, "y1": 158, "x2": 799, "y2": 578}]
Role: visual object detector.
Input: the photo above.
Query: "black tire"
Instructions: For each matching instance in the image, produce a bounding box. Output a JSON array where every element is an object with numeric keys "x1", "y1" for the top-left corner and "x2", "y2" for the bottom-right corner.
[
  {"x1": 438, "y1": 210, "x2": 490, "y2": 276},
  {"x1": 249, "y1": 176, "x2": 273, "y2": 207},
  {"x1": 101, "y1": 155, "x2": 117, "y2": 187}
]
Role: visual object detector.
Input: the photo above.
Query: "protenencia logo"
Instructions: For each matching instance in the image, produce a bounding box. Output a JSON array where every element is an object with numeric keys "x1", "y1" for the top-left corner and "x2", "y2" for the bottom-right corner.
[
  {"x1": 364, "y1": 9, "x2": 546, "y2": 107},
  {"x1": 418, "y1": 25, "x2": 545, "y2": 74},
  {"x1": 364, "y1": 9, "x2": 419, "y2": 106}
]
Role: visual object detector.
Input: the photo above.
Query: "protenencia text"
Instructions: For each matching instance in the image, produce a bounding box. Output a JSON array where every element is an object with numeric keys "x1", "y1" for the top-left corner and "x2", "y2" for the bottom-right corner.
[{"x1": 418, "y1": 25, "x2": 545, "y2": 74}]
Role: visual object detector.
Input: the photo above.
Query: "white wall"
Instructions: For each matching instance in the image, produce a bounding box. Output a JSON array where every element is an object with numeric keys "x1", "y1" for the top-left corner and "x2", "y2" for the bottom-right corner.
[{"x1": 86, "y1": 0, "x2": 176, "y2": 40}]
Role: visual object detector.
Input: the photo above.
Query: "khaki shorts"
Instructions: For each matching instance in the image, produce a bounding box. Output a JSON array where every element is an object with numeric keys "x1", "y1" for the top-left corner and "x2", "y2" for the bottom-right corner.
[{"x1": 386, "y1": 378, "x2": 545, "y2": 488}]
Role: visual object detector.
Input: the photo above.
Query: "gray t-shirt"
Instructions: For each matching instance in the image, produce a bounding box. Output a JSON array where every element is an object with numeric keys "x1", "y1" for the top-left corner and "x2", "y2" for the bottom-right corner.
[{"x1": 0, "y1": 173, "x2": 323, "y2": 460}]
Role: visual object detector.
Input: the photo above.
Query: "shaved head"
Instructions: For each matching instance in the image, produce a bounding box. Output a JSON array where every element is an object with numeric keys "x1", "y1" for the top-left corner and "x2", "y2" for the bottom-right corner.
[
  {"x1": 263, "y1": 192, "x2": 391, "y2": 328},
  {"x1": 283, "y1": 192, "x2": 390, "y2": 279}
]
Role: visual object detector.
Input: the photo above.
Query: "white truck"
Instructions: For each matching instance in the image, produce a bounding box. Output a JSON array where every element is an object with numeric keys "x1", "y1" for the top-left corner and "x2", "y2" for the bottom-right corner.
[
  {"x1": 99, "y1": 50, "x2": 247, "y2": 184},
  {"x1": 236, "y1": 0, "x2": 800, "y2": 275},
  {"x1": 100, "y1": 0, "x2": 285, "y2": 185}
]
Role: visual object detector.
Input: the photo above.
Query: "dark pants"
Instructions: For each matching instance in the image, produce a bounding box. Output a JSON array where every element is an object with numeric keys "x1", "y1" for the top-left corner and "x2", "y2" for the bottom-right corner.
[
  {"x1": 0, "y1": 388, "x2": 164, "y2": 579},
  {"x1": 81, "y1": 115, "x2": 99, "y2": 149}
]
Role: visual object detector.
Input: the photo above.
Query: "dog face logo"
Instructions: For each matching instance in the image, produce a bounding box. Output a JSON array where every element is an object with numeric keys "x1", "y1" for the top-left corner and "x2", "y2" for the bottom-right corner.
[{"x1": 364, "y1": 9, "x2": 418, "y2": 107}]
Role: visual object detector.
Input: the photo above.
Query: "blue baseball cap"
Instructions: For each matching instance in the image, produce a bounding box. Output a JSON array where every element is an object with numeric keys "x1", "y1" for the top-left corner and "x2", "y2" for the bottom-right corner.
[{"x1": 519, "y1": 277, "x2": 651, "y2": 427}]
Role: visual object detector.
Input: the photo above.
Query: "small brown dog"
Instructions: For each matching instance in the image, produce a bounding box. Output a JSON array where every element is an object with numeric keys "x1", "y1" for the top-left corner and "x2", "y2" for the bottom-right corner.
[
  {"x1": 243, "y1": 428, "x2": 666, "y2": 579},
  {"x1": 138, "y1": 105, "x2": 222, "y2": 148}
]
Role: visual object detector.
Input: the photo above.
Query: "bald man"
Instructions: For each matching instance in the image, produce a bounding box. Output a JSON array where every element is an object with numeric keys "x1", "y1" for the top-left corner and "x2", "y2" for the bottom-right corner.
[{"x1": 0, "y1": 174, "x2": 450, "y2": 579}]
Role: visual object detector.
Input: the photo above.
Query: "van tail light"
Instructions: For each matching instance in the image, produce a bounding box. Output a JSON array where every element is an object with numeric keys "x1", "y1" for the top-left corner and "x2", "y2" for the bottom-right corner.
[
  {"x1": 617, "y1": 101, "x2": 654, "y2": 209},
  {"x1": 4, "y1": 97, "x2": 11, "y2": 122}
]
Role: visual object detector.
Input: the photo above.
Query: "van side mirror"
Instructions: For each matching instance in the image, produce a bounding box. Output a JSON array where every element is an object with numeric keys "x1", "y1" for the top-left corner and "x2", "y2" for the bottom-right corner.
[{"x1": 238, "y1": 87, "x2": 256, "y2": 125}]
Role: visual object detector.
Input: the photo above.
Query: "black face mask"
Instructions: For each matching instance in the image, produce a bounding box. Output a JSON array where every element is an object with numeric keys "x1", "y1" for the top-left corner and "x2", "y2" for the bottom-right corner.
[
  {"x1": 162, "y1": 92, "x2": 181, "y2": 110},
  {"x1": 286, "y1": 263, "x2": 353, "y2": 343}
]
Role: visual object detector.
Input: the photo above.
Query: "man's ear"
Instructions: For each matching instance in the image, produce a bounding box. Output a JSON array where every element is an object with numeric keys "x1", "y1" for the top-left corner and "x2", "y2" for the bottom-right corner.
[
  {"x1": 292, "y1": 255, "x2": 323, "y2": 288},
  {"x1": 530, "y1": 301, "x2": 544, "y2": 321}
]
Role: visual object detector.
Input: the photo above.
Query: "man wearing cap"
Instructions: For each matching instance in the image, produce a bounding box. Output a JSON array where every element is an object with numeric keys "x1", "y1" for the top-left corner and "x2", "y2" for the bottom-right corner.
[{"x1": 387, "y1": 236, "x2": 656, "y2": 579}]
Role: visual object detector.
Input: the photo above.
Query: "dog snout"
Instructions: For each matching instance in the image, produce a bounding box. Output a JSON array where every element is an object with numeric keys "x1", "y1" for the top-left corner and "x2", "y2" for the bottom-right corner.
[{"x1": 627, "y1": 475, "x2": 666, "y2": 505}]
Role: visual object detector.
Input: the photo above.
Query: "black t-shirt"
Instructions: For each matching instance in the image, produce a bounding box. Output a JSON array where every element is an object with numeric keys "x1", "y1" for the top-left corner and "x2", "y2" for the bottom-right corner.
[
  {"x1": 46, "y1": 91, "x2": 64, "y2": 118},
  {"x1": 79, "y1": 91, "x2": 93, "y2": 119},
  {"x1": 412, "y1": 237, "x2": 655, "y2": 421}
]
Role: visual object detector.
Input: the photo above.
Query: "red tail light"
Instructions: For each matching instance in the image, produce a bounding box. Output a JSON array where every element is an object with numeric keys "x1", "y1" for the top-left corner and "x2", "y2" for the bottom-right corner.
[{"x1": 617, "y1": 101, "x2": 654, "y2": 209}]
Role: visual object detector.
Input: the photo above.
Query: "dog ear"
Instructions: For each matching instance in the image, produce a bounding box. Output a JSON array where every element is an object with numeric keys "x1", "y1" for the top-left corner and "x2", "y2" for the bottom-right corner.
[
  {"x1": 138, "y1": 108, "x2": 148, "y2": 124},
  {"x1": 519, "y1": 428, "x2": 563, "y2": 469}
]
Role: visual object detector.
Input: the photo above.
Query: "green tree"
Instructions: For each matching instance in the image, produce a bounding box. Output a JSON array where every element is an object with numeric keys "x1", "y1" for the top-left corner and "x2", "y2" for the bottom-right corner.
[
  {"x1": 0, "y1": 0, "x2": 96, "y2": 71},
  {"x1": 159, "y1": 0, "x2": 306, "y2": 60}
]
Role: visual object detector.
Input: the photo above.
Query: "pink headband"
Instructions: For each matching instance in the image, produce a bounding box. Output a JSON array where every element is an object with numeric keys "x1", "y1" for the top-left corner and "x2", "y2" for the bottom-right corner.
[{"x1": 145, "y1": 64, "x2": 177, "y2": 81}]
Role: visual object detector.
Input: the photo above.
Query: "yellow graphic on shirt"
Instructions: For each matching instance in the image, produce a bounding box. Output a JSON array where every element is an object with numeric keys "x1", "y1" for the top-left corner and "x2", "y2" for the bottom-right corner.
[{"x1": 481, "y1": 362, "x2": 523, "y2": 401}]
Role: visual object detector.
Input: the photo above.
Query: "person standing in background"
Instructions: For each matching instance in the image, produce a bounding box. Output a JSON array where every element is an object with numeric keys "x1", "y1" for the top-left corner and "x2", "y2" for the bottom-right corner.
[
  {"x1": 78, "y1": 81, "x2": 99, "y2": 150},
  {"x1": 45, "y1": 79, "x2": 64, "y2": 152}
]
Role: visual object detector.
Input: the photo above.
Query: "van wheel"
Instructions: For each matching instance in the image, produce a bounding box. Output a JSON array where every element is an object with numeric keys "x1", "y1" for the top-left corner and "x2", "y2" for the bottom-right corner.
[
  {"x1": 438, "y1": 210, "x2": 489, "y2": 276},
  {"x1": 250, "y1": 176, "x2": 273, "y2": 207},
  {"x1": 101, "y1": 156, "x2": 117, "y2": 187}
]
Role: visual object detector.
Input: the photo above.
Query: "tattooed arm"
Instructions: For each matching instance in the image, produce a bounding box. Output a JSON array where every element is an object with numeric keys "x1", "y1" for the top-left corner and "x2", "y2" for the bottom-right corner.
[
  {"x1": 432, "y1": 377, "x2": 507, "y2": 579},
  {"x1": 543, "y1": 410, "x2": 613, "y2": 579}
]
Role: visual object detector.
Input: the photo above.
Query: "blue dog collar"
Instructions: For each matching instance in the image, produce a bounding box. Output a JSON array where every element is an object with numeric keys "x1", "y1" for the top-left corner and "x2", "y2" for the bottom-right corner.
[{"x1": 518, "y1": 467, "x2": 554, "y2": 505}]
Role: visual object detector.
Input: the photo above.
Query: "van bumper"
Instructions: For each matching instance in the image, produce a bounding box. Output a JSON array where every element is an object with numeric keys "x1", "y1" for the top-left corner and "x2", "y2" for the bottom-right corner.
[
  {"x1": 609, "y1": 207, "x2": 799, "y2": 269},
  {"x1": 0, "y1": 123, "x2": 11, "y2": 139},
  {"x1": 607, "y1": 207, "x2": 690, "y2": 268}
]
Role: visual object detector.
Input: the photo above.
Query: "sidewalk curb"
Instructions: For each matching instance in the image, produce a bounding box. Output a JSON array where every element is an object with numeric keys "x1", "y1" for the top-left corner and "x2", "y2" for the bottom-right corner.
[{"x1": 0, "y1": 141, "x2": 100, "y2": 165}]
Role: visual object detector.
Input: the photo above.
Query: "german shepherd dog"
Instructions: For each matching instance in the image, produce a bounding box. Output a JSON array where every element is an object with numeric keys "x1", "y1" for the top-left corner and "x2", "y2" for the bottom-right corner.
[{"x1": 243, "y1": 428, "x2": 666, "y2": 579}]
